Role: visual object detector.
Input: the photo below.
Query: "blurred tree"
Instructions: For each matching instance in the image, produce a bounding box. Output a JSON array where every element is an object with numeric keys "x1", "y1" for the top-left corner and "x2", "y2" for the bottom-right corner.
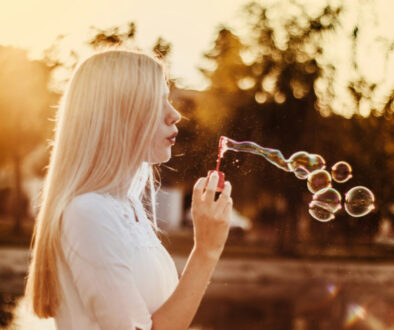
[
  {"x1": 235, "y1": 1, "x2": 343, "y2": 254},
  {"x1": 0, "y1": 46, "x2": 57, "y2": 233},
  {"x1": 171, "y1": 2, "x2": 342, "y2": 254},
  {"x1": 198, "y1": 26, "x2": 249, "y2": 130},
  {"x1": 167, "y1": 0, "x2": 393, "y2": 255},
  {"x1": 86, "y1": 21, "x2": 172, "y2": 62},
  {"x1": 87, "y1": 22, "x2": 137, "y2": 49},
  {"x1": 152, "y1": 37, "x2": 172, "y2": 60},
  {"x1": 162, "y1": 27, "x2": 249, "y2": 190}
]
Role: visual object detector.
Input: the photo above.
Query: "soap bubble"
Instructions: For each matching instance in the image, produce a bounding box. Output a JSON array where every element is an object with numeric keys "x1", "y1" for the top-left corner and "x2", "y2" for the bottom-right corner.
[
  {"x1": 294, "y1": 166, "x2": 309, "y2": 179},
  {"x1": 344, "y1": 186, "x2": 375, "y2": 217},
  {"x1": 307, "y1": 169, "x2": 332, "y2": 193},
  {"x1": 306, "y1": 154, "x2": 326, "y2": 172},
  {"x1": 288, "y1": 151, "x2": 310, "y2": 172},
  {"x1": 332, "y1": 161, "x2": 352, "y2": 183},
  {"x1": 288, "y1": 152, "x2": 326, "y2": 179},
  {"x1": 308, "y1": 201, "x2": 335, "y2": 222},
  {"x1": 312, "y1": 187, "x2": 342, "y2": 213}
]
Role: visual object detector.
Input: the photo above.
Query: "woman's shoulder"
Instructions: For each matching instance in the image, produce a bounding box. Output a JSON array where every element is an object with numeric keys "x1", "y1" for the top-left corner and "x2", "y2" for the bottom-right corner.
[
  {"x1": 61, "y1": 192, "x2": 131, "y2": 266},
  {"x1": 65, "y1": 192, "x2": 113, "y2": 213},
  {"x1": 68, "y1": 191, "x2": 108, "y2": 205},
  {"x1": 62, "y1": 192, "x2": 119, "y2": 229}
]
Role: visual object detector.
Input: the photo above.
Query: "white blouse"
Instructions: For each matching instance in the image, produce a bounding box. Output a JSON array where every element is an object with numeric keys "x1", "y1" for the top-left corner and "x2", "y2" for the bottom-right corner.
[{"x1": 55, "y1": 192, "x2": 179, "y2": 330}]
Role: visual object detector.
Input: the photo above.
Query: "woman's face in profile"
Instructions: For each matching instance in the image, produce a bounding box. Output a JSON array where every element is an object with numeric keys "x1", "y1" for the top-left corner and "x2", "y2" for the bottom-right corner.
[{"x1": 149, "y1": 80, "x2": 181, "y2": 164}]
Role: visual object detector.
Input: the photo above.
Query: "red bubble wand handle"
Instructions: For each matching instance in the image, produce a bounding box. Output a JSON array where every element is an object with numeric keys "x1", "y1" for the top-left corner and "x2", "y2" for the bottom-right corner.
[{"x1": 206, "y1": 137, "x2": 226, "y2": 192}]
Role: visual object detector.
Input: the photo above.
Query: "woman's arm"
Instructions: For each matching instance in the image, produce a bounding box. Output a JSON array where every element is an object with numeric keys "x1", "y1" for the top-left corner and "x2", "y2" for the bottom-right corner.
[
  {"x1": 151, "y1": 173, "x2": 233, "y2": 330},
  {"x1": 150, "y1": 247, "x2": 218, "y2": 330}
]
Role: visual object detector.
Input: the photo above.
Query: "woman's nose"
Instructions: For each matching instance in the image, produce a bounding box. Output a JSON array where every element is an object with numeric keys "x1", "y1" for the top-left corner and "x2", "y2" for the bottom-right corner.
[{"x1": 168, "y1": 108, "x2": 182, "y2": 125}]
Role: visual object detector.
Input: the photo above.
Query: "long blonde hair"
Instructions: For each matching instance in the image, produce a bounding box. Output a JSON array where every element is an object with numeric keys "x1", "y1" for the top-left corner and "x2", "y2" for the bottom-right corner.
[{"x1": 24, "y1": 48, "x2": 167, "y2": 318}]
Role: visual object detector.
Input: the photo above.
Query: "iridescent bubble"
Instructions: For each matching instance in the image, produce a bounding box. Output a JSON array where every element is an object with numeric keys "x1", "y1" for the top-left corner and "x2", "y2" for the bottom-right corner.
[
  {"x1": 307, "y1": 169, "x2": 332, "y2": 193},
  {"x1": 331, "y1": 161, "x2": 352, "y2": 183},
  {"x1": 344, "y1": 186, "x2": 375, "y2": 217},
  {"x1": 287, "y1": 151, "x2": 310, "y2": 172},
  {"x1": 312, "y1": 187, "x2": 342, "y2": 213},
  {"x1": 308, "y1": 200, "x2": 335, "y2": 222},
  {"x1": 294, "y1": 166, "x2": 309, "y2": 179},
  {"x1": 288, "y1": 152, "x2": 326, "y2": 179},
  {"x1": 305, "y1": 154, "x2": 326, "y2": 172}
]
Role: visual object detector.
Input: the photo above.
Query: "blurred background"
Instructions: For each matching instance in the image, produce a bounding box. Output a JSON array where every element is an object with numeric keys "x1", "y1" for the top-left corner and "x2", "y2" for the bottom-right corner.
[{"x1": 0, "y1": 0, "x2": 393, "y2": 329}]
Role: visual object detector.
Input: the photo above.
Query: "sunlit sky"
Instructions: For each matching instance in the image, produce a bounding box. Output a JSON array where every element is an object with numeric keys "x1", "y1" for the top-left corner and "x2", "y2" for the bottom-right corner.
[{"x1": 0, "y1": 0, "x2": 393, "y2": 116}]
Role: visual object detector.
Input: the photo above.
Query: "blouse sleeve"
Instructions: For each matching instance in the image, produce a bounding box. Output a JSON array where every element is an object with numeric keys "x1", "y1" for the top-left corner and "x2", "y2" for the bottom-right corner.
[{"x1": 60, "y1": 193, "x2": 153, "y2": 330}]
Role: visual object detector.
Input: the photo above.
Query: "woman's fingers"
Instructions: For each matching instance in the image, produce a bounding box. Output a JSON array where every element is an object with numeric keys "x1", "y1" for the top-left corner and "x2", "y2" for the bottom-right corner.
[
  {"x1": 203, "y1": 172, "x2": 219, "y2": 202},
  {"x1": 221, "y1": 181, "x2": 232, "y2": 197},
  {"x1": 216, "y1": 181, "x2": 232, "y2": 211},
  {"x1": 192, "y1": 177, "x2": 206, "y2": 205},
  {"x1": 223, "y1": 197, "x2": 233, "y2": 220}
]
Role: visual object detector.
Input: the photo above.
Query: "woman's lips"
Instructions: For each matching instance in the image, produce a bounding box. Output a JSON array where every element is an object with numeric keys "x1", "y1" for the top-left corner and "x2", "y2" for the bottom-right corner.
[{"x1": 166, "y1": 132, "x2": 178, "y2": 145}]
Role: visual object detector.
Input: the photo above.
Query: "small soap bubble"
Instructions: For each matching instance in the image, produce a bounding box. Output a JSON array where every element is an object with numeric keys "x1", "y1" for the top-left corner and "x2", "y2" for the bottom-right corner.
[
  {"x1": 294, "y1": 166, "x2": 309, "y2": 179},
  {"x1": 312, "y1": 187, "x2": 342, "y2": 213},
  {"x1": 308, "y1": 200, "x2": 335, "y2": 222},
  {"x1": 288, "y1": 151, "x2": 310, "y2": 172},
  {"x1": 306, "y1": 154, "x2": 326, "y2": 172},
  {"x1": 307, "y1": 169, "x2": 332, "y2": 193},
  {"x1": 344, "y1": 186, "x2": 375, "y2": 217},
  {"x1": 332, "y1": 161, "x2": 352, "y2": 183},
  {"x1": 288, "y1": 152, "x2": 326, "y2": 176}
]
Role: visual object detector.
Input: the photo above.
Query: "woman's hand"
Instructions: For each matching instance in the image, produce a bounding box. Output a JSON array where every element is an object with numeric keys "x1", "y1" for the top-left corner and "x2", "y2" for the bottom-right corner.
[{"x1": 191, "y1": 172, "x2": 233, "y2": 261}]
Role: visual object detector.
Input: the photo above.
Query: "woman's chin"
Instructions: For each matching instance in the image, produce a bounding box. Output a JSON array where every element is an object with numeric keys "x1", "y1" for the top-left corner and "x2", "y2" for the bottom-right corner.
[
  {"x1": 150, "y1": 151, "x2": 171, "y2": 164},
  {"x1": 161, "y1": 153, "x2": 172, "y2": 163}
]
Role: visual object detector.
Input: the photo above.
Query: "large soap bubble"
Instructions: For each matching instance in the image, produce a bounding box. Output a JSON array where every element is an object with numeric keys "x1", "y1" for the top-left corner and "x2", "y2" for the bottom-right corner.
[{"x1": 344, "y1": 186, "x2": 375, "y2": 217}]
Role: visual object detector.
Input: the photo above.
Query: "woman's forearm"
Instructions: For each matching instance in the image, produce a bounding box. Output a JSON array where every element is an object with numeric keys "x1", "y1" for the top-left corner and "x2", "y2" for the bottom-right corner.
[{"x1": 151, "y1": 246, "x2": 219, "y2": 330}]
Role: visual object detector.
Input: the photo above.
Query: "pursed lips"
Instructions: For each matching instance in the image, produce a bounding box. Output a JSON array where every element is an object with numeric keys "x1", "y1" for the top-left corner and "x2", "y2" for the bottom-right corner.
[{"x1": 166, "y1": 132, "x2": 178, "y2": 145}]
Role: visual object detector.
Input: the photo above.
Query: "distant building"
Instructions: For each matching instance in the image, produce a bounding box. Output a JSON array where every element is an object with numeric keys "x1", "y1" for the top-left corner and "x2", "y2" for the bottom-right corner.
[{"x1": 156, "y1": 186, "x2": 184, "y2": 231}]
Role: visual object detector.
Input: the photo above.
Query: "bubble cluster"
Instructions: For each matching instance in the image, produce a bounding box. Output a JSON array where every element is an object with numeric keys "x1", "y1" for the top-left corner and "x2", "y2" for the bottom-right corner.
[{"x1": 217, "y1": 136, "x2": 375, "y2": 223}]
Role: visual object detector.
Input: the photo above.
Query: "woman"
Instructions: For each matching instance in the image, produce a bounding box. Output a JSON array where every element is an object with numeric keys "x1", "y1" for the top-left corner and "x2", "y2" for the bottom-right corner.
[{"x1": 24, "y1": 49, "x2": 233, "y2": 330}]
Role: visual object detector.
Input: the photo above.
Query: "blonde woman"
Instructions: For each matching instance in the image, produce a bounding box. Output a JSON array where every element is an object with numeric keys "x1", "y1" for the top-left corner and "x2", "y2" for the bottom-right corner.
[{"x1": 24, "y1": 49, "x2": 233, "y2": 330}]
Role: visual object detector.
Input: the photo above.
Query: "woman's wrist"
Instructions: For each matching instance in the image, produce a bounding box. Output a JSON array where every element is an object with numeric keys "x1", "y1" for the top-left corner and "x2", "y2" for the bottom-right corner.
[{"x1": 192, "y1": 244, "x2": 222, "y2": 264}]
